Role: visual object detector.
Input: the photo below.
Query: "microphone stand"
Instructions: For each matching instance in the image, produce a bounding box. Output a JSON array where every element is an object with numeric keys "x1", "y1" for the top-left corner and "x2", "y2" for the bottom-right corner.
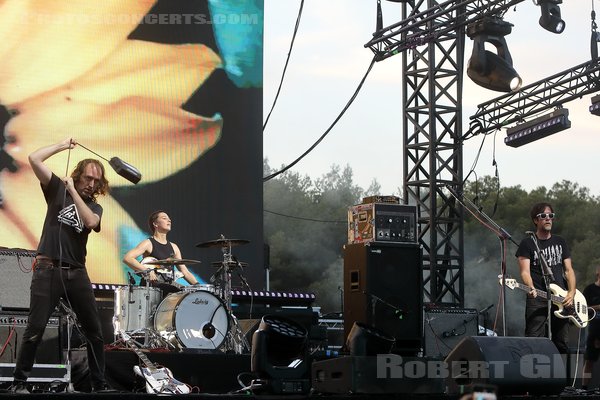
[
  {"x1": 446, "y1": 185, "x2": 519, "y2": 336},
  {"x1": 527, "y1": 232, "x2": 555, "y2": 341},
  {"x1": 363, "y1": 291, "x2": 404, "y2": 326},
  {"x1": 58, "y1": 300, "x2": 78, "y2": 393}
]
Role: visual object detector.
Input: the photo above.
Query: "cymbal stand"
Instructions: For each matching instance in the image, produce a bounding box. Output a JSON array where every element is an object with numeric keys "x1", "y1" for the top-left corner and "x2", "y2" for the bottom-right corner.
[{"x1": 216, "y1": 243, "x2": 249, "y2": 354}]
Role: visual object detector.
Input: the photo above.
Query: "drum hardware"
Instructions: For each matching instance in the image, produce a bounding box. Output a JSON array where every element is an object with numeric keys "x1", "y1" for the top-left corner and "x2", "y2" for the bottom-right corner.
[
  {"x1": 196, "y1": 237, "x2": 250, "y2": 248},
  {"x1": 113, "y1": 279, "x2": 171, "y2": 349},
  {"x1": 142, "y1": 258, "x2": 202, "y2": 266},
  {"x1": 198, "y1": 235, "x2": 251, "y2": 354}
]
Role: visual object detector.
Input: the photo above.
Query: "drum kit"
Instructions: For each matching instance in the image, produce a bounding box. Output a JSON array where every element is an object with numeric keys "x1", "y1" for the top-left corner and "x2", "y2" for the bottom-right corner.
[{"x1": 113, "y1": 235, "x2": 251, "y2": 354}]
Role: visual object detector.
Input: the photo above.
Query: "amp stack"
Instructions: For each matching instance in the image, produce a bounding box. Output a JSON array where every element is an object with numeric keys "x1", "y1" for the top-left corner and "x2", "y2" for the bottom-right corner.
[
  {"x1": 347, "y1": 195, "x2": 417, "y2": 244},
  {"x1": 344, "y1": 196, "x2": 422, "y2": 354}
]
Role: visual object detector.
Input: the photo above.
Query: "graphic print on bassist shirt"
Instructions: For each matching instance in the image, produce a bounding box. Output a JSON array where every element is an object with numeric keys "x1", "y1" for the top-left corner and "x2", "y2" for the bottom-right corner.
[
  {"x1": 58, "y1": 204, "x2": 84, "y2": 233},
  {"x1": 533, "y1": 244, "x2": 564, "y2": 268}
]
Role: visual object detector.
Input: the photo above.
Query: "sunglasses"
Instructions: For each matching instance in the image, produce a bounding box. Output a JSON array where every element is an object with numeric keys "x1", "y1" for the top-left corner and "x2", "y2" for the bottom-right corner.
[{"x1": 536, "y1": 212, "x2": 555, "y2": 220}]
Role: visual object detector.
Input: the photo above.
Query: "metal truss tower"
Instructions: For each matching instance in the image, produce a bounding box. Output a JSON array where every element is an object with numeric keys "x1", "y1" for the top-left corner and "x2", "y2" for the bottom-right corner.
[
  {"x1": 400, "y1": 2, "x2": 465, "y2": 306},
  {"x1": 366, "y1": 0, "x2": 525, "y2": 306}
]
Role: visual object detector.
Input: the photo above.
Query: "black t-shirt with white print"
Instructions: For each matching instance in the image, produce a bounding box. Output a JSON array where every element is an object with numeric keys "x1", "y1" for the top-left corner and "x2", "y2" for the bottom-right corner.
[
  {"x1": 515, "y1": 234, "x2": 570, "y2": 292},
  {"x1": 37, "y1": 173, "x2": 102, "y2": 268}
]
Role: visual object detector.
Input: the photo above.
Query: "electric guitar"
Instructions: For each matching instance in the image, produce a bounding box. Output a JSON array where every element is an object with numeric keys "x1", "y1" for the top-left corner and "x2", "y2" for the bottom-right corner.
[
  {"x1": 499, "y1": 276, "x2": 589, "y2": 328},
  {"x1": 141, "y1": 257, "x2": 184, "y2": 280},
  {"x1": 119, "y1": 330, "x2": 190, "y2": 394}
]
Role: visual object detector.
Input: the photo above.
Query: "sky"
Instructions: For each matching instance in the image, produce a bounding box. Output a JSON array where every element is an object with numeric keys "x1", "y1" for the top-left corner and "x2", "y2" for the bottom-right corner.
[{"x1": 263, "y1": 1, "x2": 600, "y2": 198}]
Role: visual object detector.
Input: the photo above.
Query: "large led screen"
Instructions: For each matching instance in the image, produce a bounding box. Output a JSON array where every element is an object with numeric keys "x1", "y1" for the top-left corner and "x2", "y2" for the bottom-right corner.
[{"x1": 0, "y1": 0, "x2": 264, "y2": 290}]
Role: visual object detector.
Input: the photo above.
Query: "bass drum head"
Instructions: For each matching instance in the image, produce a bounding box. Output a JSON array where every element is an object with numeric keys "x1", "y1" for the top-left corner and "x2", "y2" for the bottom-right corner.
[{"x1": 155, "y1": 290, "x2": 229, "y2": 350}]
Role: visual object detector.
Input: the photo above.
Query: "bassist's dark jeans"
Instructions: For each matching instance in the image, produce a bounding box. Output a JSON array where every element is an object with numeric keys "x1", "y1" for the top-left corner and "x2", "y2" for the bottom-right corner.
[
  {"x1": 13, "y1": 264, "x2": 107, "y2": 388},
  {"x1": 525, "y1": 297, "x2": 570, "y2": 354}
]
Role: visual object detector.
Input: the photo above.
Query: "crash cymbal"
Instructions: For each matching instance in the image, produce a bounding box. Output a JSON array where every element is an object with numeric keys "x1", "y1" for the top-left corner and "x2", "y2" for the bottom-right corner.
[
  {"x1": 145, "y1": 258, "x2": 202, "y2": 266},
  {"x1": 196, "y1": 238, "x2": 250, "y2": 248},
  {"x1": 211, "y1": 261, "x2": 248, "y2": 268}
]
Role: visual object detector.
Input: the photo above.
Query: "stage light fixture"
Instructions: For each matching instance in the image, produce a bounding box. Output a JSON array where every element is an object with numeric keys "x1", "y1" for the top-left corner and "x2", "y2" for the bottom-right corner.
[
  {"x1": 466, "y1": 17, "x2": 522, "y2": 93},
  {"x1": 590, "y1": 94, "x2": 600, "y2": 116},
  {"x1": 504, "y1": 108, "x2": 571, "y2": 148},
  {"x1": 251, "y1": 315, "x2": 310, "y2": 394},
  {"x1": 538, "y1": 0, "x2": 565, "y2": 34},
  {"x1": 345, "y1": 322, "x2": 395, "y2": 356}
]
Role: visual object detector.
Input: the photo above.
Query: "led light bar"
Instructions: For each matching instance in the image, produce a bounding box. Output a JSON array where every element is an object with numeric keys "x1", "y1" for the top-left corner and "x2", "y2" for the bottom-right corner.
[{"x1": 505, "y1": 108, "x2": 570, "y2": 148}]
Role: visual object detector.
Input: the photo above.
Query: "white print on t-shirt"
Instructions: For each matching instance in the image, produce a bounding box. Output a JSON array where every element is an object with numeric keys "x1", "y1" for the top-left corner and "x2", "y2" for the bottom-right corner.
[
  {"x1": 58, "y1": 204, "x2": 83, "y2": 233},
  {"x1": 533, "y1": 244, "x2": 563, "y2": 267}
]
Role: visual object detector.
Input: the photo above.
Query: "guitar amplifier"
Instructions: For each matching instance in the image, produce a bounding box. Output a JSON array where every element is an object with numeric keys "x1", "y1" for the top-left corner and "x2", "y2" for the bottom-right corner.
[
  {"x1": 0, "y1": 312, "x2": 62, "y2": 364},
  {"x1": 424, "y1": 308, "x2": 478, "y2": 358},
  {"x1": 348, "y1": 203, "x2": 417, "y2": 244}
]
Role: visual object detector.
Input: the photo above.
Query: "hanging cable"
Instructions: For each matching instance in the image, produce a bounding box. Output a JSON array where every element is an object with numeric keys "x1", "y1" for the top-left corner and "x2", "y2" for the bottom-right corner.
[
  {"x1": 263, "y1": 0, "x2": 305, "y2": 131},
  {"x1": 264, "y1": 209, "x2": 345, "y2": 224},
  {"x1": 263, "y1": 56, "x2": 377, "y2": 182}
]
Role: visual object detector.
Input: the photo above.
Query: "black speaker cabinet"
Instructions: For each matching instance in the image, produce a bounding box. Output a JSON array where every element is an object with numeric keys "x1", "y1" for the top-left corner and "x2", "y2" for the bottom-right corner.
[
  {"x1": 343, "y1": 243, "x2": 422, "y2": 353},
  {"x1": 424, "y1": 308, "x2": 478, "y2": 358},
  {"x1": 312, "y1": 356, "x2": 444, "y2": 394},
  {"x1": 445, "y1": 336, "x2": 566, "y2": 395}
]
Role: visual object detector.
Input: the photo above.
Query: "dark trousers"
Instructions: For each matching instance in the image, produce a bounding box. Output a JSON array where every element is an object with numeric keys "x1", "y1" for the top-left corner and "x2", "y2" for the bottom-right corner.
[
  {"x1": 525, "y1": 297, "x2": 570, "y2": 354},
  {"x1": 13, "y1": 263, "x2": 106, "y2": 387}
]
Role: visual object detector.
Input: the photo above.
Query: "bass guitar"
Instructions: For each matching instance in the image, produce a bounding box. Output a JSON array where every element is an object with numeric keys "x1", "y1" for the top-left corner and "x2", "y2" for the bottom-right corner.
[
  {"x1": 500, "y1": 276, "x2": 589, "y2": 328},
  {"x1": 119, "y1": 330, "x2": 190, "y2": 394}
]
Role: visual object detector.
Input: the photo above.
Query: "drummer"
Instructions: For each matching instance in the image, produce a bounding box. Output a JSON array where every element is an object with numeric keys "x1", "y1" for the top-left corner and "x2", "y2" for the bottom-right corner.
[{"x1": 123, "y1": 210, "x2": 199, "y2": 295}]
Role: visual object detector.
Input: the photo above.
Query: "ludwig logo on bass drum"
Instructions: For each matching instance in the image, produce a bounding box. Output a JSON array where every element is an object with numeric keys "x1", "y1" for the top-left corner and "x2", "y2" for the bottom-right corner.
[{"x1": 191, "y1": 298, "x2": 209, "y2": 305}]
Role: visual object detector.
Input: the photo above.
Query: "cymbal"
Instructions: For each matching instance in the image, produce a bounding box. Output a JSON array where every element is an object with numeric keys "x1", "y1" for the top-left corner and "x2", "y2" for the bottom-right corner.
[
  {"x1": 196, "y1": 238, "x2": 250, "y2": 248},
  {"x1": 211, "y1": 261, "x2": 248, "y2": 268},
  {"x1": 145, "y1": 258, "x2": 202, "y2": 266}
]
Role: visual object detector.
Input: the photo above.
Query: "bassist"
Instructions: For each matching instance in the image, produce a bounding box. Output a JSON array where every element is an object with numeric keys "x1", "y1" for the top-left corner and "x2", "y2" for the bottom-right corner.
[{"x1": 516, "y1": 202, "x2": 576, "y2": 354}]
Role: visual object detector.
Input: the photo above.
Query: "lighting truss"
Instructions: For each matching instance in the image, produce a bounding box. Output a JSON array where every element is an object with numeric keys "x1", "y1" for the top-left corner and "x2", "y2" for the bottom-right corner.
[
  {"x1": 365, "y1": 0, "x2": 526, "y2": 61},
  {"x1": 469, "y1": 58, "x2": 600, "y2": 137},
  {"x1": 504, "y1": 108, "x2": 570, "y2": 147}
]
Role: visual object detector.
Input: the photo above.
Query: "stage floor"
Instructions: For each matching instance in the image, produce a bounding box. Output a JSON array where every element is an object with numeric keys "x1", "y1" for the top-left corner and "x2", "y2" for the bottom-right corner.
[{"x1": 0, "y1": 349, "x2": 600, "y2": 400}]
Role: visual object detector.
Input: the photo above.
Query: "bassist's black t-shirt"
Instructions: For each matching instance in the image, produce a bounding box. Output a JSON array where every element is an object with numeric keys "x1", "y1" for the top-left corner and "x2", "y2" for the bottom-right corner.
[{"x1": 515, "y1": 235, "x2": 570, "y2": 292}]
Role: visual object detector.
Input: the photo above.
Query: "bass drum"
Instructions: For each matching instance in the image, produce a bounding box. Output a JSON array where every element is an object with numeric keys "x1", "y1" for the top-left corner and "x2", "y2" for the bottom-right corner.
[{"x1": 154, "y1": 290, "x2": 229, "y2": 350}]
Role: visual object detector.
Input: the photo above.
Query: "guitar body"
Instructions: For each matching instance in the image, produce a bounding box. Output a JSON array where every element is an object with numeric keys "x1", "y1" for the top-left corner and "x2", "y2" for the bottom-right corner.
[
  {"x1": 120, "y1": 330, "x2": 191, "y2": 395},
  {"x1": 133, "y1": 365, "x2": 191, "y2": 394},
  {"x1": 501, "y1": 277, "x2": 589, "y2": 328},
  {"x1": 548, "y1": 283, "x2": 589, "y2": 328}
]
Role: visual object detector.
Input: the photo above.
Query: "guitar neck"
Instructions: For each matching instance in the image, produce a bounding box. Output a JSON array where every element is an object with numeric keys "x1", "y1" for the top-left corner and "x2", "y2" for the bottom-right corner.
[
  {"x1": 120, "y1": 332, "x2": 157, "y2": 373},
  {"x1": 511, "y1": 282, "x2": 562, "y2": 303}
]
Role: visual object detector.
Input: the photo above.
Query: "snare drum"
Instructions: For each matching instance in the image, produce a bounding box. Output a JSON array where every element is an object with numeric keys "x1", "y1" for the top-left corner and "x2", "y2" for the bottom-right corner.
[
  {"x1": 182, "y1": 283, "x2": 216, "y2": 294},
  {"x1": 154, "y1": 290, "x2": 229, "y2": 350},
  {"x1": 113, "y1": 286, "x2": 162, "y2": 333}
]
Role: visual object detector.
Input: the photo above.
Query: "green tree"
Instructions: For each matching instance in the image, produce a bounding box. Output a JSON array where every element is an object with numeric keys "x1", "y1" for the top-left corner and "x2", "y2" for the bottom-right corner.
[{"x1": 263, "y1": 161, "x2": 372, "y2": 313}]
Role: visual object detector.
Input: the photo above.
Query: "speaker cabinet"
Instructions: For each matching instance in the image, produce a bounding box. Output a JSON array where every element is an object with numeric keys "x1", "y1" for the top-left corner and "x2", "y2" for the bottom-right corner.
[
  {"x1": 424, "y1": 308, "x2": 478, "y2": 358},
  {"x1": 0, "y1": 249, "x2": 36, "y2": 309},
  {"x1": 0, "y1": 312, "x2": 62, "y2": 364},
  {"x1": 445, "y1": 336, "x2": 566, "y2": 395},
  {"x1": 343, "y1": 243, "x2": 422, "y2": 353}
]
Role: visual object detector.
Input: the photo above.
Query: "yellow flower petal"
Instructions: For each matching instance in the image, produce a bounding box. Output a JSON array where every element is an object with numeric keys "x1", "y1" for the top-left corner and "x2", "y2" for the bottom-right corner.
[
  {"x1": 0, "y1": 0, "x2": 156, "y2": 105},
  {"x1": 0, "y1": 166, "x2": 41, "y2": 248},
  {"x1": 6, "y1": 97, "x2": 223, "y2": 184},
  {"x1": 11, "y1": 41, "x2": 221, "y2": 108}
]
